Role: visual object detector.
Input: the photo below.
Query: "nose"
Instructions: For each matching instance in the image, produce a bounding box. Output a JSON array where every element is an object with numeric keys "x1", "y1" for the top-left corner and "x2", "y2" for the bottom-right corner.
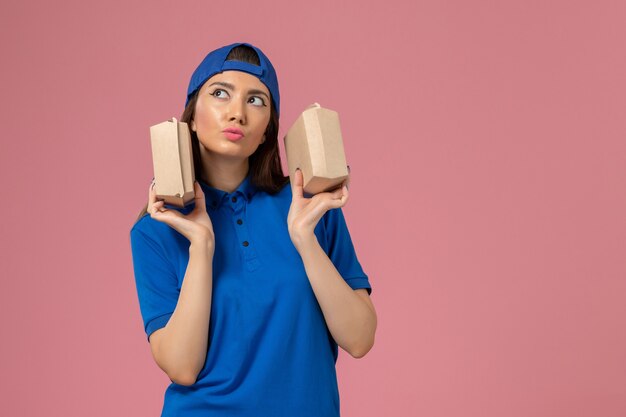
[{"x1": 228, "y1": 98, "x2": 246, "y2": 124}]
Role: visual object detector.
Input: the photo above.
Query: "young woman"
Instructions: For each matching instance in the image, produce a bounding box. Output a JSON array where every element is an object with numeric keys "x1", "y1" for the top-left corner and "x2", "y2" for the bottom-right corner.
[{"x1": 130, "y1": 42, "x2": 377, "y2": 417}]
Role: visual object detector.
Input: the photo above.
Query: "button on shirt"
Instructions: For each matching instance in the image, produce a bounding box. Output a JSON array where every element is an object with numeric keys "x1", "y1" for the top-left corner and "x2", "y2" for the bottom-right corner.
[{"x1": 129, "y1": 173, "x2": 372, "y2": 417}]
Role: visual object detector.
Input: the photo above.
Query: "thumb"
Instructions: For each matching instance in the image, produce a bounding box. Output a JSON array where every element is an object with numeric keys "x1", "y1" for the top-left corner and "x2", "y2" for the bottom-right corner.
[
  {"x1": 291, "y1": 168, "x2": 304, "y2": 199},
  {"x1": 192, "y1": 181, "x2": 207, "y2": 213}
]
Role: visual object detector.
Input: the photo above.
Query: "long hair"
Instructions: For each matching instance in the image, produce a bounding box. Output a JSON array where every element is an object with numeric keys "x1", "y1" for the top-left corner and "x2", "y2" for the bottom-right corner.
[{"x1": 134, "y1": 45, "x2": 289, "y2": 224}]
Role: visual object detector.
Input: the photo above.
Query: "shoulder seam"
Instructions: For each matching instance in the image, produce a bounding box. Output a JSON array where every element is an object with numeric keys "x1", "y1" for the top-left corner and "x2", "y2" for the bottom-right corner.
[{"x1": 130, "y1": 225, "x2": 178, "y2": 277}]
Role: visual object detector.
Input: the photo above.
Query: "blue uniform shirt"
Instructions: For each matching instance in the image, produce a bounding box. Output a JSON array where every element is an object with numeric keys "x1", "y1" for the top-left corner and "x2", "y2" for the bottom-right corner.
[{"x1": 129, "y1": 173, "x2": 372, "y2": 417}]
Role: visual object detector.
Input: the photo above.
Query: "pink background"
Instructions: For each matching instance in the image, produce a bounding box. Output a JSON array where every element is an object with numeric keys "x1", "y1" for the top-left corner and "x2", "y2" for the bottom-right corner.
[{"x1": 1, "y1": 0, "x2": 625, "y2": 416}]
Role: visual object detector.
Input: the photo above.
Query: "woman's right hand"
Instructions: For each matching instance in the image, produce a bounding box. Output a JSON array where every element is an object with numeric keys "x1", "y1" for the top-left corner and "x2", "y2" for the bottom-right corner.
[{"x1": 147, "y1": 179, "x2": 215, "y2": 247}]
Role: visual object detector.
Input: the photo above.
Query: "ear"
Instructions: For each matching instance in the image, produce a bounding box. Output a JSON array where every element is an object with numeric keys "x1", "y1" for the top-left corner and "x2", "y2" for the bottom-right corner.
[
  {"x1": 261, "y1": 134, "x2": 266, "y2": 143},
  {"x1": 190, "y1": 120, "x2": 196, "y2": 132}
]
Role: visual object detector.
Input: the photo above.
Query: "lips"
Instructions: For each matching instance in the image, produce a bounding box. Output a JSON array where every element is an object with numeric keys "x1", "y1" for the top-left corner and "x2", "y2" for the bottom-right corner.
[
  {"x1": 223, "y1": 127, "x2": 244, "y2": 135},
  {"x1": 222, "y1": 127, "x2": 244, "y2": 141},
  {"x1": 224, "y1": 132, "x2": 243, "y2": 141}
]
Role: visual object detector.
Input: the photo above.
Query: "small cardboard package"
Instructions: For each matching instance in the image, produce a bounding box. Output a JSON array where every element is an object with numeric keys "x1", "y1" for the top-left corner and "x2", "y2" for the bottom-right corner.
[
  {"x1": 149, "y1": 117, "x2": 196, "y2": 208},
  {"x1": 283, "y1": 103, "x2": 349, "y2": 195}
]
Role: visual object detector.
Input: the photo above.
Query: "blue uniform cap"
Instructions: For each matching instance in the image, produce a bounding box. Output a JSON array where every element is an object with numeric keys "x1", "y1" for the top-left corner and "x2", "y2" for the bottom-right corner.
[{"x1": 185, "y1": 42, "x2": 280, "y2": 116}]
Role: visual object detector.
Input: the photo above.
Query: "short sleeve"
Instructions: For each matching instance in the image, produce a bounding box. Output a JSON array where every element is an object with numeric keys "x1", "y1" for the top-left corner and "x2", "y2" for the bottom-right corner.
[
  {"x1": 323, "y1": 207, "x2": 372, "y2": 295},
  {"x1": 129, "y1": 225, "x2": 180, "y2": 341}
]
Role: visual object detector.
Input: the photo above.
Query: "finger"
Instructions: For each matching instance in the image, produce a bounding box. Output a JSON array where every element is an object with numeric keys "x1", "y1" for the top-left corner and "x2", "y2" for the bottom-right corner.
[
  {"x1": 325, "y1": 184, "x2": 348, "y2": 204},
  {"x1": 325, "y1": 192, "x2": 347, "y2": 211},
  {"x1": 192, "y1": 181, "x2": 208, "y2": 214},
  {"x1": 306, "y1": 197, "x2": 343, "y2": 224},
  {"x1": 340, "y1": 184, "x2": 349, "y2": 205},
  {"x1": 151, "y1": 205, "x2": 186, "y2": 231},
  {"x1": 340, "y1": 168, "x2": 350, "y2": 199},
  {"x1": 151, "y1": 200, "x2": 185, "y2": 221},
  {"x1": 335, "y1": 185, "x2": 346, "y2": 198},
  {"x1": 151, "y1": 200, "x2": 166, "y2": 216},
  {"x1": 148, "y1": 178, "x2": 156, "y2": 196},
  {"x1": 147, "y1": 178, "x2": 157, "y2": 214},
  {"x1": 291, "y1": 168, "x2": 304, "y2": 199},
  {"x1": 193, "y1": 180, "x2": 204, "y2": 198}
]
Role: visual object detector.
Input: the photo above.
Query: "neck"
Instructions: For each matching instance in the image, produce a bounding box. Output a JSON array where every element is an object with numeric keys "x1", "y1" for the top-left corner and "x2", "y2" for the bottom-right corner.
[{"x1": 198, "y1": 147, "x2": 249, "y2": 194}]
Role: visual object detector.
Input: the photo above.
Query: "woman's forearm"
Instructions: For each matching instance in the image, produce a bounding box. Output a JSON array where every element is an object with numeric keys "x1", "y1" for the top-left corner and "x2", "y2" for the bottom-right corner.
[
  {"x1": 295, "y1": 236, "x2": 377, "y2": 358},
  {"x1": 156, "y1": 239, "x2": 214, "y2": 385}
]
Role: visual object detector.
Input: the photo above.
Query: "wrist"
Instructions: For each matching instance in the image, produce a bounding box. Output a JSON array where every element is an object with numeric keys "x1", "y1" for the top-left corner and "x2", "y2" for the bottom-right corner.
[
  {"x1": 189, "y1": 237, "x2": 215, "y2": 255},
  {"x1": 291, "y1": 232, "x2": 319, "y2": 253}
]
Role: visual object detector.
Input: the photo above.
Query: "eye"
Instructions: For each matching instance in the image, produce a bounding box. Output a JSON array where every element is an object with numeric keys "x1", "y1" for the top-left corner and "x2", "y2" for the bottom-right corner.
[
  {"x1": 248, "y1": 96, "x2": 266, "y2": 107},
  {"x1": 210, "y1": 89, "x2": 229, "y2": 99}
]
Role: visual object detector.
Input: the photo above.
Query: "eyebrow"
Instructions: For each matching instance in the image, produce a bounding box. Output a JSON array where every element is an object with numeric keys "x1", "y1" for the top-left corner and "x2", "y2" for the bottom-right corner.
[{"x1": 207, "y1": 81, "x2": 270, "y2": 100}]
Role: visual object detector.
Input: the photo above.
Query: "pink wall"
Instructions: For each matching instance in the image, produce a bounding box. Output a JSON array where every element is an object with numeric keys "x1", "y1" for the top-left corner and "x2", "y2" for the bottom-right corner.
[{"x1": 1, "y1": 0, "x2": 625, "y2": 416}]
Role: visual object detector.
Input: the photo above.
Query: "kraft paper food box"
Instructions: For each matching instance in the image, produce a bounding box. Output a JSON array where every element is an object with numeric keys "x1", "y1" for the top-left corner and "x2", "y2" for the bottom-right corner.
[
  {"x1": 283, "y1": 103, "x2": 349, "y2": 195},
  {"x1": 149, "y1": 117, "x2": 196, "y2": 208}
]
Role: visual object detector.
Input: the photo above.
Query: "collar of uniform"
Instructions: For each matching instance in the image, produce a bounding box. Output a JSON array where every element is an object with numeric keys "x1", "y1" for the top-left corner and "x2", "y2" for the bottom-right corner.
[{"x1": 197, "y1": 172, "x2": 258, "y2": 209}]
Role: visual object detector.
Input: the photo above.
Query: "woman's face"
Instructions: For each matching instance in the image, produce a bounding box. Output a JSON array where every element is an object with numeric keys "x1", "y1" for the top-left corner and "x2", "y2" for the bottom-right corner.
[{"x1": 191, "y1": 70, "x2": 272, "y2": 161}]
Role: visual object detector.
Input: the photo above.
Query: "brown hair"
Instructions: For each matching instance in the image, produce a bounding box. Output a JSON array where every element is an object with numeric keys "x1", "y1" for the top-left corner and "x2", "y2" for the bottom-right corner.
[{"x1": 133, "y1": 45, "x2": 289, "y2": 224}]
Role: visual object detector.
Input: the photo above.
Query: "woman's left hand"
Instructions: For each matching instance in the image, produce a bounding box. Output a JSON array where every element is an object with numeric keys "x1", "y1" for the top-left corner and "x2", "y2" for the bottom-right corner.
[{"x1": 287, "y1": 167, "x2": 350, "y2": 251}]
